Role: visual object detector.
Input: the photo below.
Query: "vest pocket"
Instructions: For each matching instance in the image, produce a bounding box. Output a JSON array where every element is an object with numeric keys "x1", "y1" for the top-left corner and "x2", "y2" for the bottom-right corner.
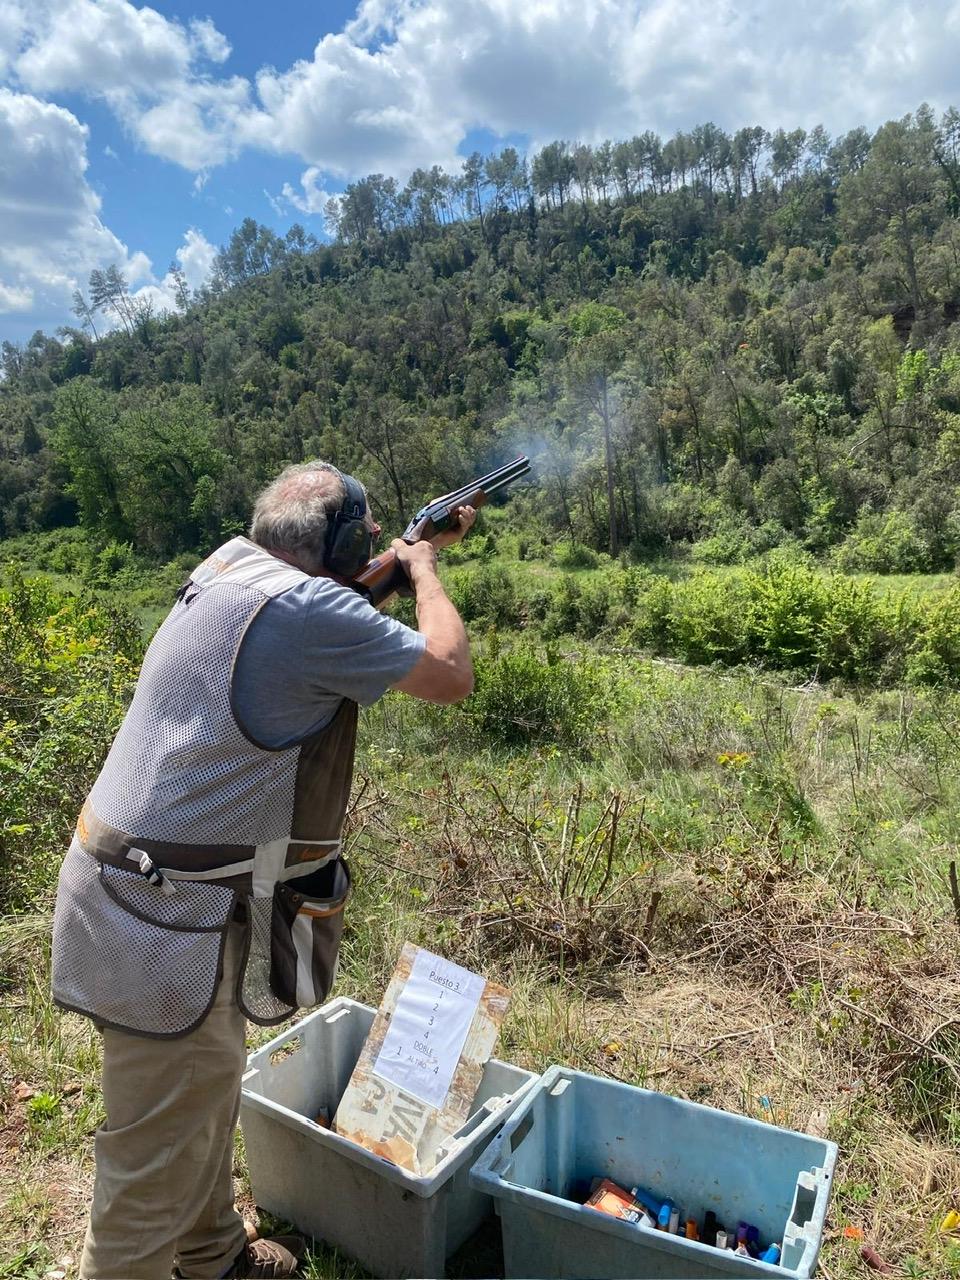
[
  {"x1": 52, "y1": 843, "x2": 236, "y2": 1038},
  {"x1": 269, "y1": 858, "x2": 351, "y2": 1009},
  {"x1": 99, "y1": 859, "x2": 236, "y2": 930}
]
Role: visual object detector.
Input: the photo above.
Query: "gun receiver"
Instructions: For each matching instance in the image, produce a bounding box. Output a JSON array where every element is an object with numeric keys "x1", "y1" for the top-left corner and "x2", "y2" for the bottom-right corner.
[{"x1": 351, "y1": 455, "x2": 531, "y2": 608}]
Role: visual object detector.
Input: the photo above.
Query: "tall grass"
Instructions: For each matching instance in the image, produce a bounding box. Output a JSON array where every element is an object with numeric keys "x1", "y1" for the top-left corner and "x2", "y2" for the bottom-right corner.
[{"x1": 3, "y1": 567, "x2": 960, "y2": 1278}]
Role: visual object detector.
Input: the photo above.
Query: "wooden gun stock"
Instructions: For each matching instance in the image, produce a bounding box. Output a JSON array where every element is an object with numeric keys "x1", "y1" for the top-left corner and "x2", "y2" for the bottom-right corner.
[
  {"x1": 351, "y1": 547, "x2": 409, "y2": 607},
  {"x1": 352, "y1": 487, "x2": 490, "y2": 609}
]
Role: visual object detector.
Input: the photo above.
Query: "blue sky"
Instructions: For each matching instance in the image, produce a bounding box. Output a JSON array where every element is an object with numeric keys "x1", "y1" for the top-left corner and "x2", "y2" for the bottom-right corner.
[
  {"x1": 72, "y1": 1, "x2": 503, "y2": 279},
  {"x1": 2, "y1": 0, "x2": 959, "y2": 344}
]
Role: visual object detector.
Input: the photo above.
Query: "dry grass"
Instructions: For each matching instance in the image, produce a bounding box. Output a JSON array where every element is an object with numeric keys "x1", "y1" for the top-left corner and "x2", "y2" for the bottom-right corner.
[
  {"x1": 333, "y1": 768, "x2": 960, "y2": 1279},
  {"x1": 5, "y1": 666, "x2": 960, "y2": 1278}
]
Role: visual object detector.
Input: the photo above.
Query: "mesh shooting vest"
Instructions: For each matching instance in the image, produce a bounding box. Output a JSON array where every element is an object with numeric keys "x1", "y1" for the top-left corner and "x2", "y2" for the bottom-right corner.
[{"x1": 51, "y1": 537, "x2": 357, "y2": 1038}]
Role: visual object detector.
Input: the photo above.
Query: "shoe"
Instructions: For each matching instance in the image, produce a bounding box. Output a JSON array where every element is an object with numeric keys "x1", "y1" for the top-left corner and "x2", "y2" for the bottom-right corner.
[{"x1": 221, "y1": 1235, "x2": 306, "y2": 1278}]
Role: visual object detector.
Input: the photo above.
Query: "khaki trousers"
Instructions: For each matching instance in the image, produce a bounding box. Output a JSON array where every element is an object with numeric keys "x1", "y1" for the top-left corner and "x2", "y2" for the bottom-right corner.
[{"x1": 79, "y1": 923, "x2": 249, "y2": 1280}]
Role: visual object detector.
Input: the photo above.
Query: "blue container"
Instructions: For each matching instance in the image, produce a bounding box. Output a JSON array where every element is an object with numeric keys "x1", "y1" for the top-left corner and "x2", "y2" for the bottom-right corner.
[
  {"x1": 240, "y1": 998, "x2": 536, "y2": 1279},
  {"x1": 469, "y1": 1067, "x2": 836, "y2": 1278}
]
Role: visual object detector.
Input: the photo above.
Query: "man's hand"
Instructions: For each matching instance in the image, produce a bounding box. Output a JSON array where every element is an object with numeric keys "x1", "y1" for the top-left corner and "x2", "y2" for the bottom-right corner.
[
  {"x1": 391, "y1": 537, "x2": 439, "y2": 588},
  {"x1": 391, "y1": 505, "x2": 478, "y2": 586},
  {"x1": 432, "y1": 504, "x2": 477, "y2": 550}
]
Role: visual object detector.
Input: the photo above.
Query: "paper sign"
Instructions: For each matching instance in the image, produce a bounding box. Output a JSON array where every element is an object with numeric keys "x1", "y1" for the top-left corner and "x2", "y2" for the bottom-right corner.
[{"x1": 372, "y1": 948, "x2": 485, "y2": 1109}]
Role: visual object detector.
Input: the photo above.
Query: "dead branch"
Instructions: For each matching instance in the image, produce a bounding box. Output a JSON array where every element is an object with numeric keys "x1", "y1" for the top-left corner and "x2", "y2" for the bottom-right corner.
[{"x1": 833, "y1": 996, "x2": 960, "y2": 1084}]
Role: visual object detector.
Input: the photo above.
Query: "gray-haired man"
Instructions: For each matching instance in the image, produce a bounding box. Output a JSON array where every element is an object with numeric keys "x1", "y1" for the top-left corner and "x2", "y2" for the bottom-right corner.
[{"x1": 52, "y1": 461, "x2": 475, "y2": 1279}]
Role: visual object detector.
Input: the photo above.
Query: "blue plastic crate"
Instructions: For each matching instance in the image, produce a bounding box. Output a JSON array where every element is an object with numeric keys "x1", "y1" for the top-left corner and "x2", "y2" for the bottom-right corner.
[
  {"x1": 469, "y1": 1066, "x2": 837, "y2": 1278},
  {"x1": 240, "y1": 997, "x2": 536, "y2": 1279}
]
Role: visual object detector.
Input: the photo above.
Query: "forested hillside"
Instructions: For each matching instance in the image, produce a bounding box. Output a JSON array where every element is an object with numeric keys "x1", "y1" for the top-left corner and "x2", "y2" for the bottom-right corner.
[
  {"x1": 5, "y1": 106, "x2": 960, "y2": 1280},
  {"x1": 5, "y1": 105, "x2": 960, "y2": 577}
]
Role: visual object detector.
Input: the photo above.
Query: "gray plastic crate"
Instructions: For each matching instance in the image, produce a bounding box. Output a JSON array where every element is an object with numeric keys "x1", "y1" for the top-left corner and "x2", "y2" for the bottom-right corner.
[
  {"x1": 240, "y1": 996, "x2": 536, "y2": 1279},
  {"x1": 469, "y1": 1066, "x2": 837, "y2": 1279}
]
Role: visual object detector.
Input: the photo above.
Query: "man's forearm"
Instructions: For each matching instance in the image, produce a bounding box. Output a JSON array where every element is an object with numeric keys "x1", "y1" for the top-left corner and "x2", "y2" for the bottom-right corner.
[
  {"x1": 389, "y1": 540, "x2": 473, "y2": 702},
  {"x1": 412, "y1": 568, "x2": 472, "y2": 685}
]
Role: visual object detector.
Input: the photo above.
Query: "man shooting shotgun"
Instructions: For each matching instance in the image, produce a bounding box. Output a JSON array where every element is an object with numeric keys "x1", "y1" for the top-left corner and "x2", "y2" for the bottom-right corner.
[
  {"x1": 51, "y1": 454, "x2": 528, "y2": 1280},
  {"x1": 352, "y1": 455, "x2": 532, "y2": 607}
]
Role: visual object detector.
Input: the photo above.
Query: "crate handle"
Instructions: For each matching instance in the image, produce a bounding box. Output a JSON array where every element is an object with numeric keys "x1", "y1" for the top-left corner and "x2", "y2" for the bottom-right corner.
[
  {"x1": 266, "y1": 1033, "x2": 303, "y2": 1070},
  {"x1": 468, "y1": 1127, "x2": 515, "y2": 1186},
  {"x1": 509, "y1": 1110, "x2": 535, "y2": 1151},
  {"x1": 780, "y1": 1165, "x2": 830, "y2": 1272},
  {"x1": 788, "y1": 1170, "x2": 817, "y2": 1228},
  {"x1": 448, "y1": 1097, "x2": 500, "y2": 1146}
]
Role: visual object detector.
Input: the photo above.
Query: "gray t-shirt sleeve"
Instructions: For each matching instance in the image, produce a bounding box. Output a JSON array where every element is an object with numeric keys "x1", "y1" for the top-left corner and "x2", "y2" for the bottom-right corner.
[{"x1": 232, "y1": 577, "x2": 425, "y2": 748}]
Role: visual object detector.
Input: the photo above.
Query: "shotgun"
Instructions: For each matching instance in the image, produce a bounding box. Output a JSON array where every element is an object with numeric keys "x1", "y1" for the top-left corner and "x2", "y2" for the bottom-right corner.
[{"x1": 351, "y1": 455, "x2": 531, "y2": 607}]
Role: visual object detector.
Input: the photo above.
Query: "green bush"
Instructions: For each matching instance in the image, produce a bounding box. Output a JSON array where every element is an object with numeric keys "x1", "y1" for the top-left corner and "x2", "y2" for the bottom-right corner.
[
  {"x1": 0, "y1": 527, "x2": 96, "y2": 579},
  {"x1": 667, "y1": 571, "x2": 751, "y2": 665},
  {"x1": 815, "y1": 576, "x2": 907, "y2": 682},
  {"x1": 625, "y1": 574, "x2": 674, "y2": 650},
  {"x1": 443, "y1": 532, "x2": 497, "y2": 565},
  {"x1": 691, "y1": 518, "x2": 753, "y2": 566},
  {"x1": 908, "y1": 585, "x2": 960, "y2": 684},
  {"x1": 0, "y1": 569, "x2": 142, "y2": 909},
  {"x1": 577, "y1": 576, "x2": 621, "y2": 637},
  {"x1": 40, "y1": 528, "x2": 95, "y2": 576},
  {"x1": 524, "y1": 586, "x2": 554, "y2": 624},
  {"x1": 541, "y1": 577, "x2": 584, "y2": 638},
  {"x1": 617, "y1": 559, "x2": 909, "y2": 682},
  {"x1": 446, "y1": 565, "x2": 521, "y2": 627},
  {"x1": 693, "y1": 518, "x2": 791, "y2": 566},
  {"x1": 460, "y1": 644, "x2": 614, "y2": 748},
  {"x1": 83, "y1": 539, "x2": 137, "y2": 589},
  {"x1": 549, "y1": 540, "x2": 600, "y2": 570},
  {"x1": 834, "y1": 510, "x2": 933, "y2": 575},
  {"x1": 744, "y1": 559, "x2": 830, "y2": 671}
]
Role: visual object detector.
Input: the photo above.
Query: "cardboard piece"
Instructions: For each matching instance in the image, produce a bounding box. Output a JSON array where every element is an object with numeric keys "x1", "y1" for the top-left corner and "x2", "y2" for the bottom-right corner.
[{"x1": 333, "y1": 943, "x2": 510, "y2": 1174}]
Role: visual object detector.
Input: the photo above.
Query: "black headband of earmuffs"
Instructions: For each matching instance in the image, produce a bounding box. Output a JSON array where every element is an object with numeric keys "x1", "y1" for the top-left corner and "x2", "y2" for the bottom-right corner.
[{"x1": 323, "y1": 469, "x2": 371, "y2": 576}]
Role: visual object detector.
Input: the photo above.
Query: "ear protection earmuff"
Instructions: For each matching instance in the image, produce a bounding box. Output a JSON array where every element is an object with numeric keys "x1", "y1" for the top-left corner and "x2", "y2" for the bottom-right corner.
[{"x1": 324, "y1": 470, "x2": 372, "y2": 576}]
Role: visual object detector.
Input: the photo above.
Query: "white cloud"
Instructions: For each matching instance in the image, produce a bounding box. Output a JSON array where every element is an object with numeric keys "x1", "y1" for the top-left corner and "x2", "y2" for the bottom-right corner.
[
  {"x1": 8, "y1": 0, "x2": 960, "y2": 185},
  {"x1": 129, "y1": 227, "x2": 216, "y2": 315},
  {"x1": 125, "y1": 248, "x2": 152, "y2": 286},
  {"x1": 0, "y1": 281, "x2": 33, "y2": 312},
  {"x1": 345, "y1": 0, "x2": 405, "y2": 44},
  {"x1": 0, "y1": 0, "x2": 29, "y2": 79},
  {"x1": 131, "y1": 75, "x2": 252, "y2": 170},
  {"x1": 315, "y1": 0, "x2": 960, "y2": 149},
  {"x1": 174, "y1": 226, "x2": 217, "y2": 291},
  {"x1": 16, "y1": 0, "x2": 194, "y2": 96},
  {"x1": 0, "y1": 87, "x2": 150, "y2": 327},
  {"x1": 12, "y1": 0, "x2": 242, "y2": 169},
  {"x1": 188, "y1": 17, "x2": 230, "y2": 64},
  {"x1": 249, "y1": 31, "x2": 462, "y2": 178},
  {"x1": 280, "y1": 167, "x2": 337, "y2": 215},
  {"x1": 370, "y1": 0, "x2": 632, "y2": 143}
]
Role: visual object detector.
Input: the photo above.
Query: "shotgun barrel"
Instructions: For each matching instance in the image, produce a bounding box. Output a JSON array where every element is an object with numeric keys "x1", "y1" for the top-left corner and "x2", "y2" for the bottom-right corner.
[
  {"x1": 351, "y1": 455, "x2": 531, "y2": 607},
  {"x1": 402, "y1": 455, "x2": 531, "y2": 543}
]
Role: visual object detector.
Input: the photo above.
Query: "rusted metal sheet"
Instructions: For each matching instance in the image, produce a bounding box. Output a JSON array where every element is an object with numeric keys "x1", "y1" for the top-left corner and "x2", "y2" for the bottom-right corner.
[{"x1": 333, "y1": 943, "x2": 510, "y2": 1174}]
